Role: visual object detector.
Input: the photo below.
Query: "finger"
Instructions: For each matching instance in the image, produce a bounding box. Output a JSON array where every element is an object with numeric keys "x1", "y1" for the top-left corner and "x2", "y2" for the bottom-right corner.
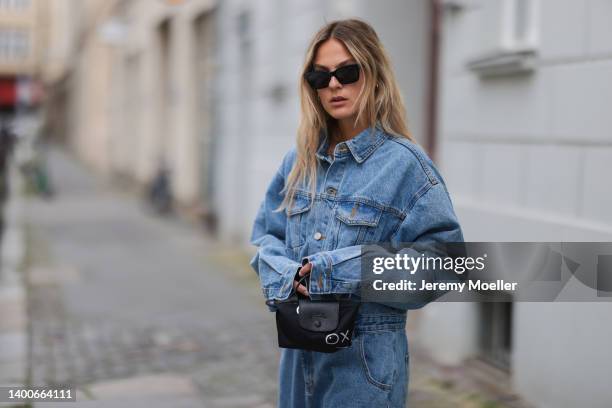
[
  {"x1": 297, "y1": 284, "x2": 309, "y2": 297},
  {"x1": 299, "y1": 262, "x2": 312, "y2": 276},
  {"x1": 294, "y1": 281, "x2": 309, "y2": 296}
]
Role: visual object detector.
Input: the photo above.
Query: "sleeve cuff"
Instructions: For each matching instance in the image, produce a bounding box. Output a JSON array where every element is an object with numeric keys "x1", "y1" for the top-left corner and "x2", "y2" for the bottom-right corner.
[
  {"x1": 261, "y1": 262, "x2": 302, "y2": 301},
  {"x1": 302, "y1": 252, "x2": 332, "y2": 294}
]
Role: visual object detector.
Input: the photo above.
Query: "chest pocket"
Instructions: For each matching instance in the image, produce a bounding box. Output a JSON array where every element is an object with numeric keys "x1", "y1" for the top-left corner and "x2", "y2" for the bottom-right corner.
[
  {"x1": 286, "y1": 194, "x2": 312, "y2": 249},
  {"x1": 334, "y1": 200, "x2": 383, "y2": 248}
]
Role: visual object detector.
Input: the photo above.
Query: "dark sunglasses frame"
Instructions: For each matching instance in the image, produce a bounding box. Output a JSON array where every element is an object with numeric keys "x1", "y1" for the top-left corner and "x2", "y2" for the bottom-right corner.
[{"x1": 304, "y1": 64, "x2": 360, "y2": 90}]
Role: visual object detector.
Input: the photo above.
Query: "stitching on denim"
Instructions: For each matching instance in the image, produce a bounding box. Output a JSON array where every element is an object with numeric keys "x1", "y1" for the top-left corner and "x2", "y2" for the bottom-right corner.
[
  {"x1": 333, "y1": 196, "x2": 404, "y2": 218},
  {"x1": 359, "y1": 334, "x2": 394, "y2": 391},
  {"x1": 388, "y1": 137, "x2": 439, "y2": 185},
  {"x1": 287, "y1": 214, "x2": 305, "y2": 248},
  {"x1": 335, "y1": 204, "x2": 382, "y2": 227},
  {"x1": 388, "y1": 216, "x2": 404, "y2": 239},
  {"x1": 354, "y1": 131, "x2": 388, "y2": 163},
  {"x1": 323, "y1": 252, "x2": 333, "y2": 293},
  {"x1": 389, "y1": 181, "x2": 435, "y2": 242},
  {"x1": 406, "y1": 181, "x2": 434, "y2": 213},
  {"x1": 356, "y1": 324, "x2": 406, "y2": 332}
]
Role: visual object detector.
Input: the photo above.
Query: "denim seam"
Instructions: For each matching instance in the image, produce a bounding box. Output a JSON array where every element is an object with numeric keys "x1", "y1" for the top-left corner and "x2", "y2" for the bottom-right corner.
[
  {"x1": 323, "y1": 252, "x2": 333, "y2": 293},
  {"x1": 406, "y1": 180, "x2": 434, "y2": 213},
  {"x1": 335, "y1": 204, "x2": 382, "y2": 227},
  {"x1": 300, "y1": 351, "x2": 313, "y2": 396},
  {"x1": 388, "y1": 181, "x2": 435, "y2": 243},
  {"x1": 333, "y1": 196, "x2": 403, "y2": 218},
  {"x1": 286, "y1": 200, "x2": 312, "y2": 216},
  {"x1": 388, "y1": 137, "x2": 439, "y2": 185},
  {"x1": 358, "y1": 334, "x2": 393, "y2": 391},
  {"x1": 355, "y1": 324, "x2": 406, "y2": 332},
  {"x1": 388, "y1": 216, "x2": 405, "y2": 239}
]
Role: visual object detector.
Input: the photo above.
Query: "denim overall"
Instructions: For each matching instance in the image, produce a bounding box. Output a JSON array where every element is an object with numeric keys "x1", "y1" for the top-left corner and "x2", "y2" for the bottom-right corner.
[{"x1": 250, "y1": 125, "x2": 464, "y2": 407}]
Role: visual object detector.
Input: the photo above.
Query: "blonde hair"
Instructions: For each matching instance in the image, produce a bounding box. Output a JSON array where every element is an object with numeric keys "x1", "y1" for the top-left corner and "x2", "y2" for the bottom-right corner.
[{"x1": 279, "y1": 18, "x2": 414, "y2": 211}]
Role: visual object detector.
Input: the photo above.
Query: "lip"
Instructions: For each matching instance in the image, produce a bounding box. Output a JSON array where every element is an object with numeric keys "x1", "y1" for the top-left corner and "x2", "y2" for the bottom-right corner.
[{"x1": 330, "y1": 97, "x2": 348, "y2": 106}]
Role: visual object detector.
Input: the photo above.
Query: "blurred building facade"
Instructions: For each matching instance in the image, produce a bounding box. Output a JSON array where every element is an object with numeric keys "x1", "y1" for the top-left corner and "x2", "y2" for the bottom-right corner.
[
  {"x1": 0, "y1": 0, "x2": 44, "y2": 112},
  {"x1": 41, "y1": 1, "x2": 612, "y2": 407},
  {"x1": 45, "y1": 0, "x2": 219, "y2": 211}
]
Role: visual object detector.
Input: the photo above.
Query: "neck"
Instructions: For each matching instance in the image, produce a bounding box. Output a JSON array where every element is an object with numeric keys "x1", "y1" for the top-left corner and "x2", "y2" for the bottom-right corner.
[{"x1": 333, "y1": 117, "x2": 370, "y2": 143}]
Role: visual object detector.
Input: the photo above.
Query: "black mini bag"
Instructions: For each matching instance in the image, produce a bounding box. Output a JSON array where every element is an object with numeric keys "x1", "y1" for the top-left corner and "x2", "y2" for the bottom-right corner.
[{"x1": 267, "y1": 272, "x2": 361, "y2": 353}]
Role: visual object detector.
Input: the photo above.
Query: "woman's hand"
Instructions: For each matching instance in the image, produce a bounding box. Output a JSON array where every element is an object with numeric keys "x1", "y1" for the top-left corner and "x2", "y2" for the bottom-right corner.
[{"x1": 293, "y1": 262, "x2": 313, "y2": 297}]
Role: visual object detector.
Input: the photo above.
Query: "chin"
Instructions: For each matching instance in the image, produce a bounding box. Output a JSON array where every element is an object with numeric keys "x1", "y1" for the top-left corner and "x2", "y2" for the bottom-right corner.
[{"x1": 327, "y1": 108, "x2": 356, "y2": 121}]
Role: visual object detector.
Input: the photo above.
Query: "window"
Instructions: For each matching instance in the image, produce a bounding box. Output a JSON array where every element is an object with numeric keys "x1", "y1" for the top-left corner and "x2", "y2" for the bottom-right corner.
[
  {"x1": 467, "y1": 0, "x2": 538, "y2": 76},
  {"x1": 0, "y1": 29, "x2": 29, "y2": 61},
  {"x1": 0, "y1": 0, "x2": 31, "y2": 10},
  {"x1": 504, "y1": 0, "x2": 538, "y2": 50},
  {"x1": 479, "y1": 301, "x2": 514, "y2": 370},
  {"x1": 13, "y1": 30, "x2": 28, "y2": 58}
]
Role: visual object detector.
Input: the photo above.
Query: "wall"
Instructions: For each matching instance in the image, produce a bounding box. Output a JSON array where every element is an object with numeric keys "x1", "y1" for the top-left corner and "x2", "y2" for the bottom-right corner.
[{"x1": 431, "y1": 1, "x2": 612, "y2": 406}]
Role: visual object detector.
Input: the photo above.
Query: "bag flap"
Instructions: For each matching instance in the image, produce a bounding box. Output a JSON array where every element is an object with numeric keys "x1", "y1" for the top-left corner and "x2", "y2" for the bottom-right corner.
[{"x1": 297, "y1": 298, "x2": 339, "y2": 332}]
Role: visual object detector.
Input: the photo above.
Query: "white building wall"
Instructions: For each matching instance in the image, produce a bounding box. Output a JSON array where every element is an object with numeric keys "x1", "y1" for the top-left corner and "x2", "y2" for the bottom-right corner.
[{"x1": 431, "y1": 1, "x2": 612, "y2": 407}]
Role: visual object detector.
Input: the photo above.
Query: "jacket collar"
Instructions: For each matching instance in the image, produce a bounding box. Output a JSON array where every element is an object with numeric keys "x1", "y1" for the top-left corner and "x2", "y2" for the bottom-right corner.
[{"x1": 315, "y1": 124, "x2": 387, "y2": 164}]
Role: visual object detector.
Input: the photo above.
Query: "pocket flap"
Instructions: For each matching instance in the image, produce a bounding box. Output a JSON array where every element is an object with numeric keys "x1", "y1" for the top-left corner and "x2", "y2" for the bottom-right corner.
[
  {"x1": 335, "y1": 201, "x2": 382, "y2": 226},
  {"x1": 287, "y1": 194, "x2": 312, "y2": 216}
]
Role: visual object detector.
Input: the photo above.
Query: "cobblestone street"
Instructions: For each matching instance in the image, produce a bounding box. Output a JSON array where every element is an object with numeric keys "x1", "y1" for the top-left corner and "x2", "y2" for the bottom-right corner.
[
  {"x1": 25, "y1": 147, "x2": 279, "y2": 407},
  {"x1": 21, "y1": 146, "x2": 531, "y2": 407}
]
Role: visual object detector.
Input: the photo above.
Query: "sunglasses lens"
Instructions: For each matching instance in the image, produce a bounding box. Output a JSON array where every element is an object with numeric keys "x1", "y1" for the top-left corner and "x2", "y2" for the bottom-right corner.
[
  {"x1": 305, "y1": 64, "x2": 360, "y2": 89},
  {"x1": 305, "y1": 71, "x2": 331, "y2": 89},
  {"x1": 335, "y1": 64, "x2": 360, "y2": 85}
]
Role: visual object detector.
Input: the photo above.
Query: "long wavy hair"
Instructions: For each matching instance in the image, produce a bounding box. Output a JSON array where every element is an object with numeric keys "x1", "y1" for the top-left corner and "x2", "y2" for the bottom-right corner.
[{"x1": 279, "y1": 18, "x2": 414, "y2": 211}]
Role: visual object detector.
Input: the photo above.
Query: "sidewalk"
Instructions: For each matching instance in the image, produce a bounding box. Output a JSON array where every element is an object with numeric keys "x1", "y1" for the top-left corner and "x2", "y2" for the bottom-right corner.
[
  {"x1": 0, "y1": 165, "x2": 28, "y2": 408},
  {"x1": 3, "y1": 144, "x2": 532, "y2": 407},
  {"x1": 22, "y1": 146, "x2": 278, "y2": 407}
]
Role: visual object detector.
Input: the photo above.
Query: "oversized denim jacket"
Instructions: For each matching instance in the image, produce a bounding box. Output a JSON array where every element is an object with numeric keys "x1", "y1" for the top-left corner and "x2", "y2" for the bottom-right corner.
[{"x1": 249, "y1": 125, "x2": 464, "y2": 310}]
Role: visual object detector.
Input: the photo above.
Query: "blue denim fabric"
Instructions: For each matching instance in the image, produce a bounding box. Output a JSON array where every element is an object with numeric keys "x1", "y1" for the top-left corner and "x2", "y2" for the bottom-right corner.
[{"x1": 250, "y1": 125, "x2": 464, "y2": 407}]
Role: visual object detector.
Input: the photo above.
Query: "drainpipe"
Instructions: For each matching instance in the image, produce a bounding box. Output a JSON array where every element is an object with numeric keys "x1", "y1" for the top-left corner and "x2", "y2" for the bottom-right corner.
[{"x1": 426, "y1": 0, "x2": 443, "y2": 162}]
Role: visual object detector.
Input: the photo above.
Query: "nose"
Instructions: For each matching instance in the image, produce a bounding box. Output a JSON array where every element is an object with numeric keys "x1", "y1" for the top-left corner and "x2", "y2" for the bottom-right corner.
[{"x1": 328, "y1": 75, "x2": 342, "y2": 89}]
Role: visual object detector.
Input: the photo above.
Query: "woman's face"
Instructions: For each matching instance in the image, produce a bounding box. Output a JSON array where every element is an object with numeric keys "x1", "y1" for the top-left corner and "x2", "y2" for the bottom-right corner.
[{"x1": 312, "y1": 38, "x2": 365, "y2": 122}]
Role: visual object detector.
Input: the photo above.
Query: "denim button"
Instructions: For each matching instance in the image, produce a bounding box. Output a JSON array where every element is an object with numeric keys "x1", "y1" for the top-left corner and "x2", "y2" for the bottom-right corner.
[
  {"x1": 326, "y1": 187, "x2": 337, "y2": 196},
  {"x1": 314, "y1": 232, "x2": 323, "y2": 240}
]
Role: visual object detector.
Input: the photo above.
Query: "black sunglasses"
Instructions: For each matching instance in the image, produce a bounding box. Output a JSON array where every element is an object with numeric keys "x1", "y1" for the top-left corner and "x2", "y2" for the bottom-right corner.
[{"x1": 304, "y1": 64, "x2": 360, "y2": 90}]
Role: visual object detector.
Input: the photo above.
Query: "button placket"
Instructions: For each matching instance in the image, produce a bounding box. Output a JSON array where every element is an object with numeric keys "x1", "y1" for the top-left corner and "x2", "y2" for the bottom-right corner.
[{"x1": 314, "y1": 156, "x2": 346, "y2": 251}]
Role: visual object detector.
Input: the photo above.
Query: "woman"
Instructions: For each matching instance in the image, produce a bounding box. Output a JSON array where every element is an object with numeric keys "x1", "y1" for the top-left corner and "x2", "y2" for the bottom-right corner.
[{"x1": 250, "y1": 19, "x2": 463, "y2": 407}]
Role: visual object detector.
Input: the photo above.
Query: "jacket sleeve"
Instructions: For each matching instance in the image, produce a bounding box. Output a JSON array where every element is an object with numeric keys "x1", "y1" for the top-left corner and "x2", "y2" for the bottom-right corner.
[
  {"x1": 249, "y1": 152, "x2": 302, "y2": 303},
  {"x1": 304, "y1": 180, "x2": 465, "y2": 310}
]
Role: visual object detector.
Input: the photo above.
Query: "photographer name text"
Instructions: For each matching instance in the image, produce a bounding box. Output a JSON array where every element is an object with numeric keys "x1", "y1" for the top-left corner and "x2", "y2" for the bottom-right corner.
[{"x1": 372, "y1": 279, "x2": 517, "y2": 292}]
